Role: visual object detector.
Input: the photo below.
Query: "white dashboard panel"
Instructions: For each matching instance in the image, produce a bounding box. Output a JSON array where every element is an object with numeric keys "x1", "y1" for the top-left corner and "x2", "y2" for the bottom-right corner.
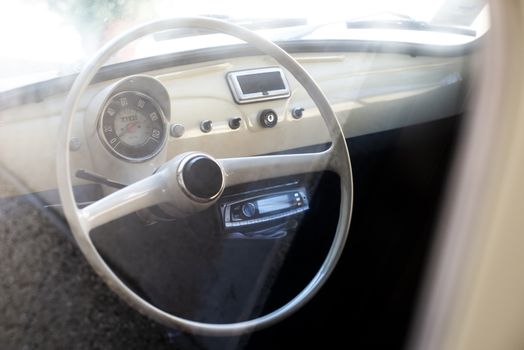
[{"x1": 0, "y1": 51, "x2": 470, "y2": 196}]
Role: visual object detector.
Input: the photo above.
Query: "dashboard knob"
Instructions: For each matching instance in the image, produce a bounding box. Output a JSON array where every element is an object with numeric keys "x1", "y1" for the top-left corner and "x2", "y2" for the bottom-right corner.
[
  {"x1": 200, "y1": 120, "x2": 213, "y2": 133},
  {"x1": 170, "y1": 124, "x2": 185, "y2": 138},
  {"x1": 242, "y1": 202, "x2": 256, "y2": 218},
  {"x1": 228, "y1": 117, "x2": 242, "y2": 130},
  {"x1": 259, "y1": 109, "x2": 278, "y2": 128},
  {"x1": 292, "y1": 107, "x2": 305, "y2": 119}
]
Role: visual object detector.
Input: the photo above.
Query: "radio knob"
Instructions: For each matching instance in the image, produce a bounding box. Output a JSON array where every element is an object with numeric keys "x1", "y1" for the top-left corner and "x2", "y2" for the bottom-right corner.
[
  {"x1": 259, "y1": 109, "x2": 278, "y2": 128},
  {"x1": 242, "y1": 202, "x2": 256, "y2": 218}
]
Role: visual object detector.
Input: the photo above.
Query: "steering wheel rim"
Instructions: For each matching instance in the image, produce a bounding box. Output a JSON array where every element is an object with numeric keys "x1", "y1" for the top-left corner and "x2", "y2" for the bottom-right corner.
[{"x1": 57, "y1": 17, "x2": 353, "y2": 336}]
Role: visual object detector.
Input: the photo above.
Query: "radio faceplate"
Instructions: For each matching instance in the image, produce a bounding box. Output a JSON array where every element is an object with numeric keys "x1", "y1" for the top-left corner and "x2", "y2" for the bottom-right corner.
[{"x1": 221, "y1": 188, "x2": 309, "y2": 229}]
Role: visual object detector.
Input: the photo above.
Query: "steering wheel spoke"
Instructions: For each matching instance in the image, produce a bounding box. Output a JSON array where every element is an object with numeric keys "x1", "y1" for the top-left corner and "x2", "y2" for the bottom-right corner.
[
  {"x1": 80, "y1": 172, "x2": 169, "y2": 230},
  {"x1": 219, "y1": 149, "x2": 333, "y2": 187}
]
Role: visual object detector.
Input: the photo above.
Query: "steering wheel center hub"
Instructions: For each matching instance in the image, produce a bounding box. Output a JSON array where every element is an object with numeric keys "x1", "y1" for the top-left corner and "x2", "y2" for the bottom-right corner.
[{"x1": 178, "y1": 154, "x2": 224, "y2": 202}]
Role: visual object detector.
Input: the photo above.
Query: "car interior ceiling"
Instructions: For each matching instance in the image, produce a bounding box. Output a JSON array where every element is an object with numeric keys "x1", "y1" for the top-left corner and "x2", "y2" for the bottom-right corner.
[{"x1": 0, "y1": 38, "x2": 473, "y2": 349}]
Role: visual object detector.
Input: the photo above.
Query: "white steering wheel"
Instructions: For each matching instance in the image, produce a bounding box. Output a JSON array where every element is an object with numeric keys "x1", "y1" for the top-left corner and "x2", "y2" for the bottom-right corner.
[{"x1": 57, "y1": 17, "x2": 353, "y2": 336}]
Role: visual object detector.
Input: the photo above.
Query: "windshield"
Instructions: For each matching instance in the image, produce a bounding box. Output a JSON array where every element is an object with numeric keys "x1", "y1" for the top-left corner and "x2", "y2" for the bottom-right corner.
[{"x1": 0, "y1": 0, "x2": 488, "y2": 92}]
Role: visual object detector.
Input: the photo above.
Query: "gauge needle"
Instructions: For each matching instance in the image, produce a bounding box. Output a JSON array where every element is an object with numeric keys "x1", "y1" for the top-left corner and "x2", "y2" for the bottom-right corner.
[
  {"x1": 127, "y1": 122, "x2": 138, "y2": 132},
  {"x1": 117, "y1": 122, "x2": 137, "y2": 137}
]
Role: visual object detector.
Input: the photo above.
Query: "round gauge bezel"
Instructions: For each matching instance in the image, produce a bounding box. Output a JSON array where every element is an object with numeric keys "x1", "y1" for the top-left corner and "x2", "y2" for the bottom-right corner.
[{"x1": 97, "y1": 91, "x2": 168, "y2": 163}]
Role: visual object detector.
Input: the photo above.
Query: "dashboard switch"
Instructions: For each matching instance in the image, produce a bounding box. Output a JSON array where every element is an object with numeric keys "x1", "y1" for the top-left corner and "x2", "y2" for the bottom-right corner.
[
  {"x1": 200, "y1": 120, "x2": 213, "y2": 133},
  {"x1": 259, "y1": 109, "x2": 278, "y2": 128},
  {"x1": 170, "y1": 124, "x2": 185, "y2": 138},
  {"x1": 228, "y1": 117, "x2": 242, "y2": 130},
  {"x1": 292, "y1": 107, "x2": 305, "y2": 119}
]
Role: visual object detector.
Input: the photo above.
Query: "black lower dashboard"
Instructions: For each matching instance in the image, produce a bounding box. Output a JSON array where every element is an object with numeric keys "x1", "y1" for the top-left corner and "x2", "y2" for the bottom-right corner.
[
  {"x1": 90, "y1": 170, "x2": 339, "y2": 325},
  {"x1": 0, "y1": 115, "x2": 461, "y2": 349}
]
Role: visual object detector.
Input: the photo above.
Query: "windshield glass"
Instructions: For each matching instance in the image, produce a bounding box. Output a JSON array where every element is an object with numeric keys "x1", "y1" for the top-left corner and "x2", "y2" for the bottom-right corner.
[{"x1": 0, "y1": 0, "x2": 488, "y2": 92}]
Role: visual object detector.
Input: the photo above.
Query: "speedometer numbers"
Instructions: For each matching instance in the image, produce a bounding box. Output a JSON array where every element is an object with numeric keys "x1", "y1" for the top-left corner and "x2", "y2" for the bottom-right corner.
[{"x1": 99, "y1": 91, "x2": 167, "y2": 162}]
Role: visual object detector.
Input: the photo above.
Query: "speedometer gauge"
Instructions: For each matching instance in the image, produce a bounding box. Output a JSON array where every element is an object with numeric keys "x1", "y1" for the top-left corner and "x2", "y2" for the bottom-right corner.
[{"x1": 98, "y1": 91, "x2": 167, "y2": 162}]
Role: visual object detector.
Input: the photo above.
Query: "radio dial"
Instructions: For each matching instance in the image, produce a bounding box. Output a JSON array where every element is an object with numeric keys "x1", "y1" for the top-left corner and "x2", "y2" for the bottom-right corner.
[{"x1": 242, "y1": 202, "x2": 256, "y2": 218}]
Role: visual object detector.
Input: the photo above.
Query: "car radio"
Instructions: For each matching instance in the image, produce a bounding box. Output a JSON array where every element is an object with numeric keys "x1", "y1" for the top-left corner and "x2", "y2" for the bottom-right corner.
[{"x1": 221, "y1": 187, "x2": 309, "y2": 229}]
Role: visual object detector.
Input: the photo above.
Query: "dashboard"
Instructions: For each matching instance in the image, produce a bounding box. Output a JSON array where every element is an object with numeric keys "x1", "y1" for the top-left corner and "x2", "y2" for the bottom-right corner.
[
  {"x1": 0, "y1": 38, "x2": 475, "y2": 347},
  {"x1": 0, "y1": 50, "x2": 469, "y2": 197}
]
